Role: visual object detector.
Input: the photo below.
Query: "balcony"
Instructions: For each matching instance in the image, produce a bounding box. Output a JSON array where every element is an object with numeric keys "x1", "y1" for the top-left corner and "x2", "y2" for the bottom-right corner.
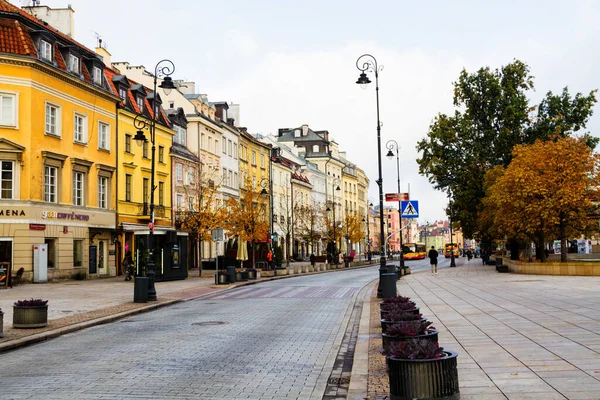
[{"x1": 138, "y1": 202, "x2": 166, "y2": 218}]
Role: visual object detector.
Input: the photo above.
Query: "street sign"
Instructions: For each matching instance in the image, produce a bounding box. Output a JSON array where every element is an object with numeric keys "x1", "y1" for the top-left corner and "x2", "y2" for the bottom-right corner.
[
  {"x1": 401, "y1": 200, "x2": 419, "y2": 218},
  {"x1": 385, "y1": 192, "x2": 409, "y2": 202}
]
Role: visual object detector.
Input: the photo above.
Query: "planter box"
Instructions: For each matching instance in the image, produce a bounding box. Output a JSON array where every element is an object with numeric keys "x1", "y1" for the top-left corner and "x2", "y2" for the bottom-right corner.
[
  {"x1": 387, "y1": 351, "x2": 459, "y2": 400},
  {"x1": 215, "y1": 274, "x2": 228, "y2": 284},
  {"x1": 302, "y1": 265, "x2": 309, "y2": 273},
  {"x1": 381, "y1": 307, "x2": 420, "y2": 320},
  {"x1": 248, "y1": 270, "x2": 257, "y2": 280},
  {"x1": 382, "y1": 330, "x2": 439, "y2": 353},
  {"x1": 13, "y1": 305, "x2": 48, "y2": 328}
]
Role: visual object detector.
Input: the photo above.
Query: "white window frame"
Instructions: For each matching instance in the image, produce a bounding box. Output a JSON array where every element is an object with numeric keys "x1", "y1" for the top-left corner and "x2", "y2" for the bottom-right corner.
[
  {"x1": 228, "y1": 140, "x2": 232, "y2": 157},
  {"x1": 98, "y1": 121, "x2": 110, "y2": 150},
  {"x1": 98, "y1": 176, "x2": 108, "y2": 209},
  {"x1": 174, "y1": 125, "x2": 186, "y2": 146},
  {"x1": 93, "y1": 66, "x2": 102, "y2": 85},
  {"x1": 261, "y1": 154, "x2": 265, "y2": 168},
  {"x1": 0, "y1": 92, "x2": 17, "y2": 127},
  {"x1": 222, "y1": 137, "x2": 227, "y2": 154},
  {"x1": 72, "y1": 171, "x2": 84, "y2": 206},
  {"x1": 73, "y1": 112, "x2": 87, "y2": 144},
  {"x1": 44, "y1": 166, "x2": 58, "y2": 203},
  {"x1": 40, "y1": 39, "x2": 52, "y2": 61},
  {"x1": 45, "y1": 102, "x2": 61, "y2": 137},
  {"x1": 0, "y1": 161, "x2": 14, "y2": 200},
  {"x1": 68, "y1": 54, "x2": 80, "y2": 74},
  {"x1": 119, "y1": 87, "x2": 127, "y2": 101},
  {"x1": 176, "y1": 164, "x2": 183, "y2": 181},
  {"x1": 176, "y1": 194, "x2": 183, "y2": 209},
  {"x1": 136, "y1": 96, "x2": 144, "y2": 113},
  {"x1": 234, "y1": 143, "x2": 238, "y2": 159}
]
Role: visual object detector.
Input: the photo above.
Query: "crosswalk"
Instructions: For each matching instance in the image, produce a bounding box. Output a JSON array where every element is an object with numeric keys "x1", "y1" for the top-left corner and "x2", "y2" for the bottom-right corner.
[{"x1": 201, "y1": 285, "x2": 359, "y2": 300}]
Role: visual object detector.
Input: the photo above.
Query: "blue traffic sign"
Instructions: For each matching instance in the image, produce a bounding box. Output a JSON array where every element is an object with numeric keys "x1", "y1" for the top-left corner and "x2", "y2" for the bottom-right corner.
[{"x1": 401, "y1": 200, "x2": 419, "y2": 218}]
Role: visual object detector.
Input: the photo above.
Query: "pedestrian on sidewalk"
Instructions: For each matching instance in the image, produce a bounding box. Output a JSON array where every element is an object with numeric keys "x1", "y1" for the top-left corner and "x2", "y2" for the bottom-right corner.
[
  {"x1": 122, "y1": 251, "x2": 134, "y2": 281},
  {"x1": 428, "y1": 246, "x2": 438, "y2": 276},
  {"x1": 267, "y1": 249, "x2": 275, "y2": 276}
]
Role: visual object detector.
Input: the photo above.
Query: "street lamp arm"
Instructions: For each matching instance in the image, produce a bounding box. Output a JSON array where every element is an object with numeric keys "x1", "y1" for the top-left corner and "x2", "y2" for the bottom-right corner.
[
  {"x1": 356, "y1": 54, "x2": 384, "y2": 76},
  {"x1": 154, "y1": 59, "x2": 175, "y2": 79}
]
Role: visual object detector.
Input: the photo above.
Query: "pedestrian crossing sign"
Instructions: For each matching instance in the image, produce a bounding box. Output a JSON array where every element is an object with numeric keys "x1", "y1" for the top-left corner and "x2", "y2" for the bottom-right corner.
[{"x1": 401, "y1": 200, "x2": 419, "y2": 218}]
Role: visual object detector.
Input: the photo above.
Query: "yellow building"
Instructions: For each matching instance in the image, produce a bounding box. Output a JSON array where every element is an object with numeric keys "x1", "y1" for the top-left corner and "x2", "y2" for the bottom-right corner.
[{"x1": 0, "y1": 1, "x2": 120, "y2": 281}]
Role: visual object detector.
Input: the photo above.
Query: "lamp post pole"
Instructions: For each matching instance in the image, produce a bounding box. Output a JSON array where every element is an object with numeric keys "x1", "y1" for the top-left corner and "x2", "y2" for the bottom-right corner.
[
  {"x1": 448, "y1": 192, "x2": 456, "y2": 268},
  {"x1": 366, "y1": 197, "x2": 373, "y2": 261},
  {"x1": 332, "y1": 179, "x2": 340, "y2": 263},
  {"x1": 356, "y1": 54, "x2": 386, "y2": 278},
  {"x1": 385, "y1": 140, "x2": 404, "y2": 269},
  {"x1": 133, "y1": 59, "x2": 176, "y2": 301}
]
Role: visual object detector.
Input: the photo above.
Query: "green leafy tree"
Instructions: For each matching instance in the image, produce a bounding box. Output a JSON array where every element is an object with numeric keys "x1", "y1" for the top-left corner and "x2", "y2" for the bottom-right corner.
[{"x1": 417, "y1": 60, "x2": 597, "y2": 242}]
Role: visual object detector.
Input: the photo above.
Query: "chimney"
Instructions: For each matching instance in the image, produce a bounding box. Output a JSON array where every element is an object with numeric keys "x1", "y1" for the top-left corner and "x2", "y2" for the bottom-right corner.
[
  {"x1": 174, "y1": 80, "x2": 195, "y2": 95},
  {"x1": 95, "y1": 46, "x2": 111, "y2": 66},
  {"x1": 227, "y1": 118, "x2": 235, "y2": 126},
  {"x1": 22, "y1": 4, "x2": 75, "y2": 38}
]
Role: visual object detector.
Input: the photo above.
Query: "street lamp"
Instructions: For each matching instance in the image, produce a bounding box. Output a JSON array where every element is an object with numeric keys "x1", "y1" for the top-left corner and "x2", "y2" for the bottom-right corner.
[
  {"x1": 448, "y1": 192, "x2": 456, "y2": 268},
  {"x1": 326, "y1": 178, "x2": 341, "y2": 264},
  {"x1": 365, "y1": 197, "x2": 374, "y2": 260},
  {"x1": 132, "y1": 59, "x2": 176, "y2": 301},
  {"x1": 356, "y1": 54, "x2": 387, "y2": 284},
  {"x1": 385, "y1": 140, "x2": 405, "y2": 269}
]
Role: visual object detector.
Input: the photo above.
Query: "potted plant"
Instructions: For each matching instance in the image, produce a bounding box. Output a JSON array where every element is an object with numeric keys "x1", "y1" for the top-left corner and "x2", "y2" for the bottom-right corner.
[
  {"x1": 215, "y1": 269, "x2": 229, "y2": 285},
  {"x1": 381, "y1": 310, "x2": 423, "y2": 333},
  {"x1": 380, "y1": 300, "x2": 418, "y2": 319},
  {"x1": 13, "y1": 298, "x2": 49, "y2": 328},
  {"x1": 386, "y1": 339, "x2": 459, "y2": 400},
  {"x1": 382, "y1": 320, "x2": 438, "y2": 353},
  {"x1": 247, "y1": 268, "x2": 258, "y2": 280}
]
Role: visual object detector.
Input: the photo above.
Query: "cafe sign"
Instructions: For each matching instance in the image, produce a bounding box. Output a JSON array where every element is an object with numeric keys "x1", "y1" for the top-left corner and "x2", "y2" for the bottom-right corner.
[{"x1": 42, "y1": 211, "x2": 90, "y2": 221}]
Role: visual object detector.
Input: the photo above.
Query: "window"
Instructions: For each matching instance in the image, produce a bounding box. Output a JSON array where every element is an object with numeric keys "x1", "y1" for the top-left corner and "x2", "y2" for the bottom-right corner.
[
  {"x1": 98, "y1": 176, "x2": 108, "y2": 209},
  {"x1": 74, "y1": 113, "x2": 87, "y2": 143},
  {"x1": 0, "y1": 161, "x2": 14, "y2": 199},
  {"x1": 169, "y1": 101, "x2": 174, "y2": 109},
  {"x1": 68, "y1": 54, "x2": 80, "y2": 74},
  {"x1": 234, "y1": 172, "x2": 238, "y2": 189},
  {"x1": 73, "y1": 171, "x2": 84, "y2": 206},
  {"x1": 158, "y1": 146, "x2": 164, "y2": 163},
  {"x1": 208, "y1": 138, "x2": 212, "y2": 153},
  {"x1": 174, "y1": 125, "x2": 186, "y2": 146},
  {"x1": 45, "y1": 103, "x2": 60, "y2": 136},
  {"x1": 136, "y1": 96, "x2": 144, "y2": 113},
  {"x1": 142, "y1": 140, "x2": 148, "y2": 158},
  {"x1": 158, "y1": 182, "x2": 164, "y2": 206},
  {"x1": 0, "y1": 93, "x2": 16, "y2": 127},
  {"x1": 234, "y1": 143, "x2": 238, "y2": 159},
  {"x1": 73, "y1": 239, "x2": 83, "y2": 267},
  {"x1": 222, "y1": 137, "x2": 227, "y2": 154},
  {"x1": 228, "y1": 140, "x2": 232, "y2": 157},
  {"x1": 261, "y1": 154, "x2": 265, "y2": 168},
  {"x1": 188, "y1": 198, "x2": 194, "y2": 211},
  {"x1": 222, "y1": 168, "x2": 228, "y2": 185},
  {"x1": 44, "y1": 166, "x2": 57, "y2": 203},
  {"x1": 45, "y1": 238, "x2": 56, "y2": 269},
  {"x1": 176, "y1": 164, "x2": 183, "y2": 181},
  {"x1": 252, "y1": 151, "x2": 256, "y2": 165},
  {"x1": 313, "y1": 144, "x2": 319, "y2": 153},
  {"x1": 125, "y1": 174, "x2": 132, "y2": 201},
  {"x1": 118, "y1": 87, "x2": 127, "y2": 101},
  {"x1": 93, "y1": 66, "x2": 102, "y2": 85},
  {"x1": 98, "y1": 122, "x2": 109, "y2": 150},
  {"x1": 176, "y1": 194, "x2": 183, "y2": 208},
  {"x1": 125, "y1": 134, "x2": 132, "y2": 153},
  {"x1": 143, "y1": 178, "x2": 149, "y2": 204},
  {"x1": 40, "y1": 40, "x2": 52, "y2": 61},
  {"x1": 201, "y1": 133, "x2": 205, "y2": 150}
]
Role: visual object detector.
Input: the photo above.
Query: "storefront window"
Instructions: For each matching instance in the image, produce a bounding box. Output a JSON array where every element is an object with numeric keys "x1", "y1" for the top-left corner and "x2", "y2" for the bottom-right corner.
[
  {"x1": 73, "y1": 239, "x2": 83, "y2": 267},
  {"x1": 45, "y1": 238, "x2": 56, "y2": 269}
]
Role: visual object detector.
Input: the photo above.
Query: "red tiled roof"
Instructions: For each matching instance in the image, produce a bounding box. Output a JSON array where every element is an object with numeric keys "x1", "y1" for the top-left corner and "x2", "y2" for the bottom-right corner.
[{"x1": 0, "y1": 18, "x2": 34, "y2": 55}]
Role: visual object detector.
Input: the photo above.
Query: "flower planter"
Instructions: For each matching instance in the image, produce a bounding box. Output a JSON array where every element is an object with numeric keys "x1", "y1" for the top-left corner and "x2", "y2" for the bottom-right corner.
[
  {"x1": 240, "y1": 270, "x2": 249, "y2": 281},
  {"x1": 13, "y1": 305, "x2": 48, "y2": 328},
  {"x1": 215, "y1": 274, "x2": 228, "y2": 284},
  {"x1": 236, "y1": 272, "x2": 242, "y2": 281},
  {"x1": 248, "y1": 270, "x2": 257, "y2": 280},
  {"x1": 380, "y1": 307, "x2": 420, "y2": 320},
  {"x1": 382, "y1": 329, "x2": 439, "y2": 353},
  {"x1": 381, "y1": 314, "x2": 423, "y2": 332},
  {"x1": 386, "y1": 351, "x2": 459, "y2": 400}
]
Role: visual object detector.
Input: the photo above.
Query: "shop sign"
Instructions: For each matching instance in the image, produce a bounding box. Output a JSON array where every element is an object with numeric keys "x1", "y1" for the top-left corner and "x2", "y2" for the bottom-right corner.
[
  {"x1": 0, "y1": 209, "x2": 26, "y2": 216},
  {"x1": 42, "y1": 211, "x2": 90, "y2": 221},
  {"x1": 29, "y1": 224, "x2": 46, "y2": 230}
]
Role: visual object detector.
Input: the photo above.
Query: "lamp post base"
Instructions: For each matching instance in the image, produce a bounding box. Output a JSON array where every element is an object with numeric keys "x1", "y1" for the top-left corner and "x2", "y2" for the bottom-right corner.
[
  {"x1": 147, "y1": 258, "x2": 157, "y2": 301},
  {"x1": 450, "y1": 255, "x2": 456, "y2": 268}
]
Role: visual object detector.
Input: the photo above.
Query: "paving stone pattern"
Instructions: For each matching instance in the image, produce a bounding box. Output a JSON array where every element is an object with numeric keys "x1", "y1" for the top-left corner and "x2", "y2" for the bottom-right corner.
[{"x1": 0, "y1": 269, "x2": 377, "y2": 400}]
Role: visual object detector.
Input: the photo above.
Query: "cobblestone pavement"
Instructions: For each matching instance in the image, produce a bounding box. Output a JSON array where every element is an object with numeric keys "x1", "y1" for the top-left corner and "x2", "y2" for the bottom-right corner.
[
  {"x1": 0, "y1": 267, "x2": 378, "y2": 400},
  {"x1": 366, "y1": 257, "x2": 600, "y2": 400}
]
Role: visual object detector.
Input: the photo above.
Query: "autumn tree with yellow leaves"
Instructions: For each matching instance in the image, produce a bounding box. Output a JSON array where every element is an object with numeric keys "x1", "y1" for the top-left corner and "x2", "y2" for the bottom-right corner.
[
  {"x1": 482, "y1": 136, "x2": 600, "y2": 262},
  {"x1": 342, "y1": 210, "x2": 366, "y2": 255}
]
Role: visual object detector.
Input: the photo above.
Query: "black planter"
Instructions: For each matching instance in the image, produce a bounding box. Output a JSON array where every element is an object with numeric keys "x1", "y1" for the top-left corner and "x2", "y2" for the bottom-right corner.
[
  {"x1": 215, "y1": 274, "x2": 228, "y2": 285},
  {"x1": 248, "y1": 270, "x2": 257, "y2": 280},
  {"x1": 387, "y1": 351, "x2": 459, "y2": 400},
  {"x1": 381, "y1": 315, "x2": 424, "y2": 333},
  {"x1": 382, "y1": 329, "x2": 439, "y2": 353},
  {"x1": 240, "y1": 270, "x2": 249, "y2": 281}
]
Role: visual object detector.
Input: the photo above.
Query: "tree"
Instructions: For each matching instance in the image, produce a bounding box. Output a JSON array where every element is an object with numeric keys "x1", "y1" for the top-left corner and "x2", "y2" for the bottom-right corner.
[
  {"x1": 417, "y1": 59, "x2": 597, "y2": 240},
  {"x1": 222, "y1": 178, "x2": 270, "y2": 269},
  {"x1": 294, "y1": 200, "x2": 325, "y2": 256},
  {"x1": 275, "y1": 185, "x2": 294, "y2": 266},
  {"x1": 483, "y1": 136, "x2": 600, "y2": 262},
  {"x1": 176, "y1": 167, "x2": 226, "y2": 276},
  {"x1": 342, "y1": 210, "x2": 365, "y2": 255}
]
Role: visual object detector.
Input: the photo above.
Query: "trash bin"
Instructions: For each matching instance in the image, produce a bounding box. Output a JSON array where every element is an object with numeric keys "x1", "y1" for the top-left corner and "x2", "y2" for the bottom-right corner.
[
  {"x1": 240, "y1": 270, "x2": 249, "y2": 281},
  {"x1": 380, "y1": 273, "x2": 397, "y2": 298},
  {"x1": 134, "y1": 276, "x2": 149, "y2": 303},
  {"x1": 495, "y1": 257, "x2": 503, "y2": 267},
  {"x1": 227, "y1": 266, "x2": 237, "y2": 283}
]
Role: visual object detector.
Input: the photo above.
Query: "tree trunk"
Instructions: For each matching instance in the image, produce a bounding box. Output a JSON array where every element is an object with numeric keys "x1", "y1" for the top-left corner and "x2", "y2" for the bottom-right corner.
[
  {"x1": 560, "y1": 221, "x2": 568, "y2": 263},
  {"x1": 535, "y1": 232, "x2": 545, "y2": 262}
]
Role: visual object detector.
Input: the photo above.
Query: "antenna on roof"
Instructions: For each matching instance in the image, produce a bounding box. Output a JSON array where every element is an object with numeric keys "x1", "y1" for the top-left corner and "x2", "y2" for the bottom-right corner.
[{"x1": 92, "y1": 31, "x2": 105, "y2": 49}]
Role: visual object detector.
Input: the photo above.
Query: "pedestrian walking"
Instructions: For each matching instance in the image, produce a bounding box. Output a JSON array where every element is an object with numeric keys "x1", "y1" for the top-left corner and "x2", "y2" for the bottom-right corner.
[
  {"x1": 428, "y1": 246, "x2": 438, "y2": 276},
  {"x1": 122, "y1": 251, "x2": 134, "y2": 281},
  {"x1": 310, "y1": 253, "x2": 316, "y2": 268},
  {"x1": 267, "y1": 249, "x2": 275, "y2": 275}
]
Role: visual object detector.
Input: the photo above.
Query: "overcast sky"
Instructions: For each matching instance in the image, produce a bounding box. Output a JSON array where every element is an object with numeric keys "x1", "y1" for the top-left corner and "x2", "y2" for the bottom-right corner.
[{"x1": 14, "y1": 0, "x2": 600, "y2": 223}]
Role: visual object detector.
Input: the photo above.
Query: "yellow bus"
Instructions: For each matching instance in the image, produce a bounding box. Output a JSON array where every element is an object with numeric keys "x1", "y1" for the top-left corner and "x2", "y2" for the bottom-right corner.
[
  {"x1": 403, "y1": 243, "x2": 426, "y2": 260},
  {"x1": 444, "y1": 243, "x2": 460, "y2": 258}
]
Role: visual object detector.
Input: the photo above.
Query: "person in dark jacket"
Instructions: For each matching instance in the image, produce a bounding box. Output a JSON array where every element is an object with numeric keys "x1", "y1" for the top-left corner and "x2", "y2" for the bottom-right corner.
[{"x1": 428, "y1": 246, "x2": 439, "y2": 276}]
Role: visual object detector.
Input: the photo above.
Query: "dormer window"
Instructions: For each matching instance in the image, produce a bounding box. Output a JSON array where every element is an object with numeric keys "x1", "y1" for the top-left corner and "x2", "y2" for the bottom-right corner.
[
  {"x1": 40, "y1": 40, "x2": 52, "y2": 62},
  {"x1": 68, "y1": 54, "x2": 80, "y2": 74},
  {"x1": 137, "y1": 97, "x2": 144, "y2": 112},
  {"x1": 93, "y1": 66, "x2": 102, "y2": 85},
  {"x1": 118, "y1": 87, "x2": 127, "y2": 101}
]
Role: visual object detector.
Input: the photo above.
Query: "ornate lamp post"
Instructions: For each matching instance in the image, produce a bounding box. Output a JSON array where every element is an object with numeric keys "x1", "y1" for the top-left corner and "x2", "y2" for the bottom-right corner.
[
  {"x1": 326, "y1": 178, "x2": 341, "y2": 264},
  {"x1": 356, "y1": 54, "x2": 387, "y2": 278},
  {"x1": 385, "y1": 140, "x2": 405, "y2": 269},
  {"x1": 133, "y1": 59, "x2": 176, "y2": 301}
]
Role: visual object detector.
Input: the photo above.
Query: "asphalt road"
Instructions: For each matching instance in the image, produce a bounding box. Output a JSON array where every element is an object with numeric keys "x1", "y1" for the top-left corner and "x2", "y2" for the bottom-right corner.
[{"x1": 0, "y1": 266, "x2": 380, "y2": 400}]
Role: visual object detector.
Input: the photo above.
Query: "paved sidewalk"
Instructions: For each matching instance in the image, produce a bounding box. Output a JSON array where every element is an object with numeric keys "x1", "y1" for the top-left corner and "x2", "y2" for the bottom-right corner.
[{"x1": 363, "y1": 259, "x2": 600, "y2": 400}]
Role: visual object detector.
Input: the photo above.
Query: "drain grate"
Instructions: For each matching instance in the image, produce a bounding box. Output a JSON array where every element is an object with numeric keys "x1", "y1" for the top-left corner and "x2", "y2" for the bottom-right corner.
[
  {"x1": 192, "y1": 321, "x2": 228, "y2": 326},
  {"x1": 328, "y1": 377, "x2": 350, "y2": 385}
]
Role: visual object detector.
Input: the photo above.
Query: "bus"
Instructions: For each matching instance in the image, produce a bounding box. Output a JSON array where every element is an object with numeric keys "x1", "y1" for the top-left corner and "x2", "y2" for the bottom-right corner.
[
  {"x1": 402, "y1": 243, "x2": 427, "y2": 260},
  {"x1": 444, "y1": 243, "x2": 460, "y2": 258}
]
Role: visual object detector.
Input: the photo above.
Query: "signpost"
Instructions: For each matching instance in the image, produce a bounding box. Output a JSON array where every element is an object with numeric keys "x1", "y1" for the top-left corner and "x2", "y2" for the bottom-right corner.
[
  {"x1": 401, "y1": 200, "x2": 419, "y2": 218},
  {"x1": 385, "y1": 192, "x2": 409, "y2": 202}
]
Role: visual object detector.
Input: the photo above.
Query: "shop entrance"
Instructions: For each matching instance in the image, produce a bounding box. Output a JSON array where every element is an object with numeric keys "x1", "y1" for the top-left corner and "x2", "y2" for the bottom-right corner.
[{"x1": 0, "y1": 239, "x2": 13, "y2": 287}]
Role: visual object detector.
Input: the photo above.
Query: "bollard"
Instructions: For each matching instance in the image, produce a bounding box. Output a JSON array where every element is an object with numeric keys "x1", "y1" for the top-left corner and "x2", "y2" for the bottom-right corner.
[
  {"x1": 380, "y1": 273, "x2": 397, "y2": 298},
  {"x1": 134, "y1": 276, "x2": 149, "y2": 303}
]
